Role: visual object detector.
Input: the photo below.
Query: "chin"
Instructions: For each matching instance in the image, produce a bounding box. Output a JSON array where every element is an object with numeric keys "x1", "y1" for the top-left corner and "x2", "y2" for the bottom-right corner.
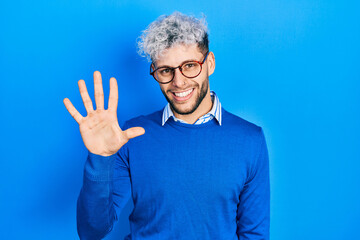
[{"x1": 171, "y1": 102, "x2": 198, "y2": 115}]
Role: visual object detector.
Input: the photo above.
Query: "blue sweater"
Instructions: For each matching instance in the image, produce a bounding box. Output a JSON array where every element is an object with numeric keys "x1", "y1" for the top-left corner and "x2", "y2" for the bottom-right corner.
[{"x1": 77, "y1": 108, "x2": 270, "y2": 240}]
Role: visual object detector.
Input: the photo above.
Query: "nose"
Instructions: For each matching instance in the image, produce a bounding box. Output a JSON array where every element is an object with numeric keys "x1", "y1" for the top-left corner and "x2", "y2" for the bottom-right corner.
[{"x1": 171, "y1": 68, "x2": 187, "y2": 88}]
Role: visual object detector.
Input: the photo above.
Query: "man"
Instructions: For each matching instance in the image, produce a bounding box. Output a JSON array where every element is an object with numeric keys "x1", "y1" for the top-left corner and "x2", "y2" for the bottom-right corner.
[{"x1": 64, "y1": 11, "x2": 270, "y2": 240}]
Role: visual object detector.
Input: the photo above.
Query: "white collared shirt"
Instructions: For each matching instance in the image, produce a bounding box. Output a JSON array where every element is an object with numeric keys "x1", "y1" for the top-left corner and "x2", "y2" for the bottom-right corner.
[{"x1": 162, "y1": 90, "x2": 222, "y2": 126}]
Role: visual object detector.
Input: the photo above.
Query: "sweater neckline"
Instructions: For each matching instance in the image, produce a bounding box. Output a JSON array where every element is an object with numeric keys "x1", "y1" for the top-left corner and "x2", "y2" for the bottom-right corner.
[{"x1": 165, "y1": 109, "x2": 223, "y2": 129}]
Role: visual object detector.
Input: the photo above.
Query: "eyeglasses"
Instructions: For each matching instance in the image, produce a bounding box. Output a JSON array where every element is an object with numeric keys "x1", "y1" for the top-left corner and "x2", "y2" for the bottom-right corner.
[{"x1": 150, "y1": 51, "x2": 210, "y2": 84}]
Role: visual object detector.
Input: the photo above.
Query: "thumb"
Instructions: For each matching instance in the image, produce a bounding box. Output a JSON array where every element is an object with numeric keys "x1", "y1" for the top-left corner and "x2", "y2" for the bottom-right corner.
[{"x1": 124, "y1": 127, "x2": 145, "y2": 140}]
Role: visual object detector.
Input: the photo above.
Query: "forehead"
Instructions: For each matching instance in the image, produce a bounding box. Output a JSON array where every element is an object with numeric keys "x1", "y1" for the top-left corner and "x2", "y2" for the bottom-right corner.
[{"x1": 155, "y1": 44, "x2": 203, "y2": 67}]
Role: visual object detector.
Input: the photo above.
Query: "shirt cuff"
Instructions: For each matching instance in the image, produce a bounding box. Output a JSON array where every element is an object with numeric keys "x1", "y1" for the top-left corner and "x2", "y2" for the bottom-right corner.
[{"x1": 84, "y1": 151, "x2": 117, "y2": 181}]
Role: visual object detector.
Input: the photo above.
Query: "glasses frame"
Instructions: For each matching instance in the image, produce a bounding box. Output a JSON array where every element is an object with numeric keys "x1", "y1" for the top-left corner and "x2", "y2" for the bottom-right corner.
[{"x1": 150, "y1": 51, "x2": 210, "y2": 84}]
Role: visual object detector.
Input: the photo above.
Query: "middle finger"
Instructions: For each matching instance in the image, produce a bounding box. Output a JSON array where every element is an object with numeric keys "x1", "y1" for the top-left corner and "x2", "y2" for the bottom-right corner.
[{"x1": 94, "y1": 70, "x2": 104, "y2": 110}]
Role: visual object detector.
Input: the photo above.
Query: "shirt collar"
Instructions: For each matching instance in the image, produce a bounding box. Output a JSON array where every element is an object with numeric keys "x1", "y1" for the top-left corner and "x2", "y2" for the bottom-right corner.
[{"x1": 161, "y1": 90, "x2": 222, "y2": 126}]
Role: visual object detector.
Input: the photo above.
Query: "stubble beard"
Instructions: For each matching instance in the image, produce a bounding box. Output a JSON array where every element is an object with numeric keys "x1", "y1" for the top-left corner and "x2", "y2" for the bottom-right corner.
[{"x1": 161, "y1": 77, "x2": 209, "y2": 115}]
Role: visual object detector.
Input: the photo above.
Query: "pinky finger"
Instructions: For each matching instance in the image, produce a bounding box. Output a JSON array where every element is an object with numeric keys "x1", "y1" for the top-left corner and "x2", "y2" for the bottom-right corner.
[{"x1": 63, "y1": 98, "x2": 84, "y2": 124}]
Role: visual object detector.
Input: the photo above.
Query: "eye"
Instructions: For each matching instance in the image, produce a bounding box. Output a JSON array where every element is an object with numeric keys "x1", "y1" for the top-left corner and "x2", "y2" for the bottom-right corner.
[
  {"x1": 184, "y1": 62, "x2": 198, "y2": 69},
  {"x1": 159, "y1": 68, "x2": 171, "y2": 75}
]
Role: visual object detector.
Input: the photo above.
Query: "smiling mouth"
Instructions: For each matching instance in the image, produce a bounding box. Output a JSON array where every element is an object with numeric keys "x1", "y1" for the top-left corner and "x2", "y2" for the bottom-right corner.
[
  {"x1": 173, "y1": 88, "x2": 193, "y2": 97},
  {"x1": 171, "y1": 88, "x2": 195, "y2": 102}
]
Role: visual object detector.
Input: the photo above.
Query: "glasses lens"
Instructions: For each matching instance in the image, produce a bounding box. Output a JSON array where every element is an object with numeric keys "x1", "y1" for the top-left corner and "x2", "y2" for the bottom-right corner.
[
  {"x1": 151, "y1": 60, "x2": 203, "y2": 83},
  {"x1": 155, "y1": 67, "x2": 173, "y2": 83},
  {"x1": 181, "y1": 62, "x2": 201, "y2": 78}
]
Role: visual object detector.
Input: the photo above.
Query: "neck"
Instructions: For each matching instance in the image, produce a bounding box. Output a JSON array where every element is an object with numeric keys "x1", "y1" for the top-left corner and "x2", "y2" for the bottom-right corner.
[{"x1": 172, "y1": 89, "x2": 213, "y2": 124}]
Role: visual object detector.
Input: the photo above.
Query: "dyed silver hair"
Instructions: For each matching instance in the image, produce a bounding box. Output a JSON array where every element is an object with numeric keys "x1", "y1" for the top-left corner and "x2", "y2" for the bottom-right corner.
[{"x1": 137, "y1": 11, "x2": 209, "y2": 62}]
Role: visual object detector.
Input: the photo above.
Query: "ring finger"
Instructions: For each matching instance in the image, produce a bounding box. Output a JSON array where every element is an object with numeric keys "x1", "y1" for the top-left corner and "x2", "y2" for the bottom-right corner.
[{"x1": 78, "y1": 79, "x2": 94, "y2": 114}]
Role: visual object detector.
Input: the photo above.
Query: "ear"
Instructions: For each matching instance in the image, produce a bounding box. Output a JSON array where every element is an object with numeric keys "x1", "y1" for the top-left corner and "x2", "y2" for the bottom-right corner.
[
  {"x1": 150, "y1": 63, "x2": 156, "y2": 72},
  {"x1": 207, "y1": 51, "x2": 215, "y2": 76}
]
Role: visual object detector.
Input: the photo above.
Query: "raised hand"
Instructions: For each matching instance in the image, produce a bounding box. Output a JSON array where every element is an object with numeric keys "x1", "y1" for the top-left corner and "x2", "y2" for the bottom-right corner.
[{"x1": 63, "y1": 71, "x2": 145, "y2": 156}]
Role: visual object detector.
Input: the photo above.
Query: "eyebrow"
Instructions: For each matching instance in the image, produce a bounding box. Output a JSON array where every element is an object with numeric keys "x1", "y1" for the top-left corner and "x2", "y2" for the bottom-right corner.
[{"x1": 155, "y1": 58, "x2": 198, "y2": 69}]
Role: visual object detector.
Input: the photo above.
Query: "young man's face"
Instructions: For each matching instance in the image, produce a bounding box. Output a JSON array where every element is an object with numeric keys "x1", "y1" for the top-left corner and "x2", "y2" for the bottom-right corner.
[{"x1": 154, "y1": 44, "x2": 215, "y2": 116}]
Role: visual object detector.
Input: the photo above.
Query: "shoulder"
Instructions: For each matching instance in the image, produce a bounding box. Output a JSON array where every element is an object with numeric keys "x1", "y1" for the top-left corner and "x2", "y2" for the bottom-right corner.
[
  {"x1": 221, "y1": 107, "x2": 265, "y2": 144},
  {"x1": 221, "y1": 108, "x2": 267, "y2": 161}
]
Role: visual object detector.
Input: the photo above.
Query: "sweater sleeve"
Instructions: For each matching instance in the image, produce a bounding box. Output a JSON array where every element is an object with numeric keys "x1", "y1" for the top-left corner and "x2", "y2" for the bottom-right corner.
[
  {"x1": 236, "y1": 128, "x2": 270, "y2": 239},
  {"x1": 76, "y1": 123, "x2": 132, "y2": 240}
]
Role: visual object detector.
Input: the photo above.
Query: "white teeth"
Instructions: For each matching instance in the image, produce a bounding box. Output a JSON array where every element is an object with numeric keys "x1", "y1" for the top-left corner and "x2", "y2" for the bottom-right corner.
[{"x1": 174, "y1": 89, "x2": 193, "y2": 98}]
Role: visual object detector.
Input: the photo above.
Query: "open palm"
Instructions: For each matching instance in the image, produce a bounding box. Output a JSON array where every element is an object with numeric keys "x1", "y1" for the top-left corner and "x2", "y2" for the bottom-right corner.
[{"x1": 63, "y1": 71, "x2": 145, "y2": 156}]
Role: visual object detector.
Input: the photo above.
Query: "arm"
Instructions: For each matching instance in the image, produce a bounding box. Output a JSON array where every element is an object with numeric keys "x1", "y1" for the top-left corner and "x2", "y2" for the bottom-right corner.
[
  {"x1": 63, "y1": 71, "x2": 144, "y2": 239},
  {"x1": 236, "y1": 128, "x2": 270, "y2": 239},
  {"x1": 76, "y1": 140, "x2": 131, "y2": 240}
]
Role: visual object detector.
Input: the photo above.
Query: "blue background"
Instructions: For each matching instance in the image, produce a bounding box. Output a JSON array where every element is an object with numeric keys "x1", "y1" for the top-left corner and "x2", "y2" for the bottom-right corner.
[{"x1": 1, "y1": 0, "x2": 359, "y2": 239}]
